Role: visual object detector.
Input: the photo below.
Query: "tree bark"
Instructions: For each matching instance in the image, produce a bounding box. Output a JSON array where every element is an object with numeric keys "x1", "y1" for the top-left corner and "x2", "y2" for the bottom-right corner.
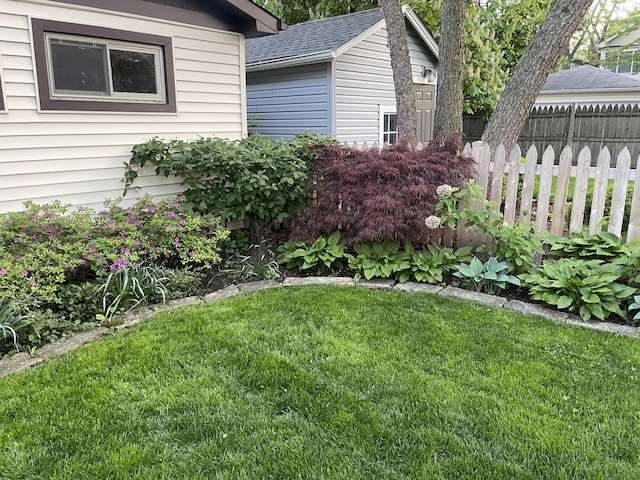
[
  {"x1": 481, "y1": 0, "x2": 595, "y2": 155},
  {"x1": 381, "y1": 0, "x2": 417, "y2": 141},
  {"x1": 432, "y1": 0, "x2": 466, "y2": 141}
]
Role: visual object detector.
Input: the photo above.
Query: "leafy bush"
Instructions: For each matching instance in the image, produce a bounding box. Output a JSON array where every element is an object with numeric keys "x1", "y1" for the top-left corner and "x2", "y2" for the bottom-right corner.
[
  {"x1": 453, "y1": 257, "x2": 520, "y2": 295},
  {"x1": 0, "y1": 196, "x2": 228, "y2": 302},
  {"x1": 124, "y1": 134, "x2": 335, "y2": 241},
  {"x1": 290, "y1": 137, "x2": 476, "y2": 246},
  {"x1": 521, "y1": 258, "x2": 636, "y2": 321},
  {"x1": 164, "y1": 269, "x2": 205, "y2": 299},
  {"x1": 92, "y1": 195, "x2": 228, "y2": 270},
  {"x1": 277, "y1": 231, "x2": 353, "y2": 274},
  {"x1": 0, "y1": 201, "x2": 94, "y2": 301},
  {"x1": 55, "y1": 282, "x2": 102, "y2": 325}
]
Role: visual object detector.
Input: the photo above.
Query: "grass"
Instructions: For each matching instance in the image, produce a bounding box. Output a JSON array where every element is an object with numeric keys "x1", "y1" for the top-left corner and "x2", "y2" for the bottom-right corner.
[{"x1": 1, "y1": 286, "x2": 640, "y2": 479}]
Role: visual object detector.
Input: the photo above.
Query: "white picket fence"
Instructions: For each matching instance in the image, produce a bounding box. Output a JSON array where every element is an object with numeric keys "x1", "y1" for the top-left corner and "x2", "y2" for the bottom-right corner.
[
  {"x1": 469, "y1": 142, "x2": 640, "y2": 242},
  {"x1": 343, "y1": 140, "x2": 640, "y2": 246}
]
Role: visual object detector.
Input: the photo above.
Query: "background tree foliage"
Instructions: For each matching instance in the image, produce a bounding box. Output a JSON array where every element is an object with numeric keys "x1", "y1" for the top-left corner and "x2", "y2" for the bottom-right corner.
[{"x1": 560, "y1": 0, "x2": 640, "y2": 69}]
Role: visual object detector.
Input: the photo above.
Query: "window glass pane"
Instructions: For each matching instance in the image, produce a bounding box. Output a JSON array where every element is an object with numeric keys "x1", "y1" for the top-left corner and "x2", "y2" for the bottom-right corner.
[
  {"x1": 50, "y1": 39, "x2": 108, "y2": 94},
  {"x1": 383, "y1": 113, "x2": 398, "y2": 144},
  {"x1": 110, "y1": 50, "x2": 158, "y2": 94},
  {"x1": 388, "y1": 114, "x2": 397, "y2": 132}
]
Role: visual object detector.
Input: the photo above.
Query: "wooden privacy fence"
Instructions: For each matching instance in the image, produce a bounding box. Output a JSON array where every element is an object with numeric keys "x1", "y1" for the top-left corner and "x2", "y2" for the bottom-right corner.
[
  {"x1": 342, "y1": 140, "x2": 640, "y2": 247},
  {"x1": 463, "y1": 141, "x2": 640, "y2": 245}
]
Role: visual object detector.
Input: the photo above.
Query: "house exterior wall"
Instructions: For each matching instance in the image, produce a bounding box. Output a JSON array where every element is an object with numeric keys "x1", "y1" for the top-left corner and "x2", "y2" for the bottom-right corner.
[
  {"x1": 246, "y1": 62, "x2": 331, "y2": 138},
  {"x1": 0, "y1": 0, "x2": 247, "y2": 213},
  {"x1": 334, "y1": 25, "x2": 436, "y2": 143}
]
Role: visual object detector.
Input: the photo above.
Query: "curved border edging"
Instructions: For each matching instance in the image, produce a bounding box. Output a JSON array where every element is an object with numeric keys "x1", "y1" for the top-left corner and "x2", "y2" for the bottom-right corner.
[{"x1": 1, "y1": 277, "x2": 638, "y2": 379}]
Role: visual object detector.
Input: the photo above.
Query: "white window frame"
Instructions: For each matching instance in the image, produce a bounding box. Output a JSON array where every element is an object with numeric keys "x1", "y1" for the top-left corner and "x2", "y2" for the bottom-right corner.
[
  {"x1": 379, "y1": 106, "x2": 398, "y2": 145},
  {"x1": 44, "y1": 32, "x2": 166, "y2": 104}
]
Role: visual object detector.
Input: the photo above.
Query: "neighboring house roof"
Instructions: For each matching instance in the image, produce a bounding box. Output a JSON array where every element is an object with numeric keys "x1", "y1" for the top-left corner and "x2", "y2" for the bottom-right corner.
[
  {"x1": 245, "y1": 6, "x2": 438, "y2": 70},
  {"x1": 536, "y1": 65, "x2": 640, "y2": 107},
  {"x1": 542, "y1": 65, "x2": 640, "y2": 92},
  {"x1": 48, "y1": 0, "x2": 284, "y2": 36}
]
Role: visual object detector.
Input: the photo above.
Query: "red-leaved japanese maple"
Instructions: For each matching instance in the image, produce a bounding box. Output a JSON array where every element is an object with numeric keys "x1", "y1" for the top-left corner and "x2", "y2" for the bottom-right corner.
[{"x1": 290, "y1": 137, "x2": 475, "y2": 246}]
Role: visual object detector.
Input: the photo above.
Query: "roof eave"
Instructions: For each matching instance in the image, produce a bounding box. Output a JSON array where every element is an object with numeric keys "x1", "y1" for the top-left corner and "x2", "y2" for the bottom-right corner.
[
  {"x1": 541, "y1": 87, "x2": 640, "y2": 94},
  {"x1": 246, "y1": 51, "x2": 336, "y2": 71},
  {"x1": 402, "y1": 5, "x2": 439, "y2": 59}
]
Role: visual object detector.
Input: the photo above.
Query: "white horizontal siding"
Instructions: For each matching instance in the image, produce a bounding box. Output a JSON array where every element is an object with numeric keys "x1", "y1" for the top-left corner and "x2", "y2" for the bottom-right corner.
[
  {"x1": 247, "y1": 63, "x2": 330, "y2": 138},
  {"x1": 0, "y1": 0, "x2": 247, "y2": 213},
  {"x1": 407, "y1": 28, "x2": 437, "y2": 84},
  {"x1": 334, "y1": 29, "x2": 395, "y2": 143}
]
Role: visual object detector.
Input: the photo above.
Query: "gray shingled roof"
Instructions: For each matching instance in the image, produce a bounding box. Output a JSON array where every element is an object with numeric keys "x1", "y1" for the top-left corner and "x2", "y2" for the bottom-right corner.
[
  {"x1": 542, "y1": 65, "x2": 640, "y2": 91},
  {"x1": 245, "y1": 8, "x2": 385, "y2": 65}
]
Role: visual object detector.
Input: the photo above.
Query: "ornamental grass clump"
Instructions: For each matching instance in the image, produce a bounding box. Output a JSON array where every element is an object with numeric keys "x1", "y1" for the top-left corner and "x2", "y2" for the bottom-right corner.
[{"x1": 290, "y1": 137, "x2": 475, "y2": 246}]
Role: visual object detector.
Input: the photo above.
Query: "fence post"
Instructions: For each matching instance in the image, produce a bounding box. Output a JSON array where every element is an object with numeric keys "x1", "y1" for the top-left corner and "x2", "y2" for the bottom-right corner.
[
  {"x1": 608, "y1": 148, "x2": 631, "y2": 237},
  {"x1": 589, "y1": 147, "x2": 611, "y2": 234},
  {"x1": 535, "y1": 146, "x2": 556, "y2": 232},
  {"x1": 550, "y1": 146, "x2": 572, "y2": 236},
  {"x1": 569, "y1": 146, "x2": 591, "y2": 233}
]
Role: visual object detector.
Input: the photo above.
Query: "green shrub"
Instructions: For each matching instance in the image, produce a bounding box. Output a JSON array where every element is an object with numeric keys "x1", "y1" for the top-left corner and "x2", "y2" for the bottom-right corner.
[
  {"x1": 521, "y1": 258, "x2": 636, "y2": 321},
  {"x1": 55, "y1": 282, "x2": 102, "y2": 325},
  {"x1": 0, "y1": 196, "x2": 228, "y2": 302},
  {"x1": 453, "y1": 257, "x2": 520, "y2": 295},
  {"x1": 164, "y1": 269, "x2": 205, "y2": 299},
  {"x1": 124, "y1": 134, "x2": 335, "y2": 241}
]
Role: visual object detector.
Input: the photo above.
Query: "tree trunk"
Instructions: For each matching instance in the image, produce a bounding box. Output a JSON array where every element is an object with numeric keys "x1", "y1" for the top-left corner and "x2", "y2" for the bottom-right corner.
[
  {"x1": 432, "y1": 0, "x2": 466, "y2": 141},
  {"x1": 381, "y1": 0, "x2": 417, "y2": 141},
  {"x1": 481, "y1": 0, "x2": 595, "y2": 155}
]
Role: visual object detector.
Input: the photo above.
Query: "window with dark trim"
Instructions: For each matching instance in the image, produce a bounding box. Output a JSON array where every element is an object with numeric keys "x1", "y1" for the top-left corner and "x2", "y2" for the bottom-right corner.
[{"x1": 32, "y1": 19, "x2": 176, "y2": 112}]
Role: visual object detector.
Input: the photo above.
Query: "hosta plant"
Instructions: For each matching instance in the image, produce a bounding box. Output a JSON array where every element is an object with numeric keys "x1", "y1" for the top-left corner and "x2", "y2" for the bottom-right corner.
[
  {"x1": 544, "y1": 230, "x2": 631, "y2": 261},
  {"x1": 521, "y1": 258, "x2": 636, "y2": 321},
  {"x1": 408, "y1": 245, "x2": 472, "y2": 284},
  {"x1": 277, "y1": 231, "x2": 353, "y2": 274},
  {"x1": 348, "y1": 241, "x2": 412, "y2": 282},
  {"x1": 628, "y1": 296, "x2": 640, "y2": 322},
  {"x1": 453, "y1": 257, "x2": 520, "y2": 295}
]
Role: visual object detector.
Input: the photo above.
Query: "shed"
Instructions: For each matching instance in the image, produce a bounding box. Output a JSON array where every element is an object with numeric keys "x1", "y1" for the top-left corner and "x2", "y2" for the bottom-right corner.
[
  {"x1": 0, "y1": 0, "x2": 281, "y2": 213},
  {"x1": 245, "y1": 6, "x2": 439, "y2": 145}
]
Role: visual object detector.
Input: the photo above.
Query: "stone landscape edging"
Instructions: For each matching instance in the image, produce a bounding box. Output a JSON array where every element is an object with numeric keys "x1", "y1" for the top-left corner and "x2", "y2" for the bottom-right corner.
[{"x1": 1, "y1": 277, "x2": 639, "y2": 379}]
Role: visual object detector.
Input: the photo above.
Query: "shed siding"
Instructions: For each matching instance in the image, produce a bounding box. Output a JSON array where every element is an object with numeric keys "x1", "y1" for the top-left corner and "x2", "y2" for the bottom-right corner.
[
  {"x1": 334, "y1": 24, "x2": 436, "y2": 143},
  {"x1": 407, "y1": 28, "x2": 437, "y2": 84},
  {"x1": 246, "y1": 63, "x2": 330, "y2": 138},
  {"x1": 334, "y1": 28, "x2": 395, "y2": 143},
  {"x1": 0, "y1": 0, "x2": 246, "y2": 213}
]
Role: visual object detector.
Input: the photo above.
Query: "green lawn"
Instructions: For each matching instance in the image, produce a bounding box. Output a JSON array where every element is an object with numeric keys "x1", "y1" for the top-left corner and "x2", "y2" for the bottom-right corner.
[{"x1": 1, "y1": 286, "x2": 639, "y2": 479}]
